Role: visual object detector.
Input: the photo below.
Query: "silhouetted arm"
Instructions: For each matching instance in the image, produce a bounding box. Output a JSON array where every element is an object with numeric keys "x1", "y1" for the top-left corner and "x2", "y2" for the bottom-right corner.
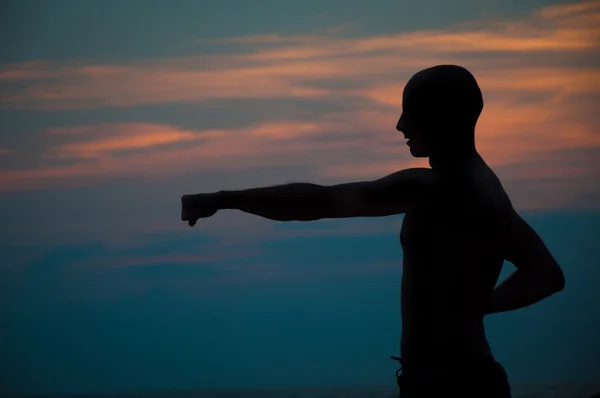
[
  {"x1": 214, "y1": 168, "x2": 436, "y2": 222},
  {"x1": 486, "y1": 210, "x2": 565, "y2": 314}
]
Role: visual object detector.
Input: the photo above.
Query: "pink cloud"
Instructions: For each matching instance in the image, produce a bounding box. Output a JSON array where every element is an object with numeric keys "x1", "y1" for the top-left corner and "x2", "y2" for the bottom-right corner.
[
  {"x1": 46, "y1": 123, "x2": 201, "y2": 160},
  {"x1": 0, "y1": 0, "x2": 598, "y2": 212},
  {"x1": 0, "y1": 113, "x2": 383, "y2": 191},
  {"x1": 537, "y1": 0, "x2": 600, "y2": 19},
  {"x1": 1, "y1": 1, "x2": 598, "y2": 111}
]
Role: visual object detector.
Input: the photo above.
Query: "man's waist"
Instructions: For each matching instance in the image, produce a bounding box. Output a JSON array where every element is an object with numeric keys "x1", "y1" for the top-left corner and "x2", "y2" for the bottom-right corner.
[
  {"x1": 400, "y1": 335, "x2": 492, "y2": 367},
  {"x1": 396, "y1": 349, "x2": 497, "y2": 383},
  {"x1": 401, "y1": 325, "x2": 488, "y2": 343}
]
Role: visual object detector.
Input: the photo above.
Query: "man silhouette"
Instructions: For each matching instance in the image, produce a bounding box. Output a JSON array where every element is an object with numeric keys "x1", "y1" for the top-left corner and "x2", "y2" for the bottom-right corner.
[{"x1": 181, "y1": 65, "x2": 565, "y2": 397}]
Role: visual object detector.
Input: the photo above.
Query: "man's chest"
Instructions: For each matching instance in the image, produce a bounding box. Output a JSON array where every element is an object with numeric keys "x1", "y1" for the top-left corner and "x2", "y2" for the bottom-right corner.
[
  {"x1": 400, "y1": 201, "x2": 452, "y2": 248},
  {"x1": 399, "y1": 198, "x2": 496, "y2": 253}
]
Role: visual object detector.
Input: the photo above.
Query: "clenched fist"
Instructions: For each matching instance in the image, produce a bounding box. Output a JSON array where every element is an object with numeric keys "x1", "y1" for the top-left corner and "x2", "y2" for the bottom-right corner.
[{"x1": 181, "y1": 194, "x2": 219, "y2": 227}]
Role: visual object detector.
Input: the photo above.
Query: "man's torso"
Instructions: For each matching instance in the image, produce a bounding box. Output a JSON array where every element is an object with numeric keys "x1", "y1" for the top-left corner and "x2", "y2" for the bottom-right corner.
[{"x1": 399, "y1": 162, "x2": 512, "y2": 362}]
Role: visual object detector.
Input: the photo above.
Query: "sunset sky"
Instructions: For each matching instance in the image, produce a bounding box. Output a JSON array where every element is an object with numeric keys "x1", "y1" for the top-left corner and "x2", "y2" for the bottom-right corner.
[{"x1": 1, "y1": 0, "x2": 599, "y2": 395}]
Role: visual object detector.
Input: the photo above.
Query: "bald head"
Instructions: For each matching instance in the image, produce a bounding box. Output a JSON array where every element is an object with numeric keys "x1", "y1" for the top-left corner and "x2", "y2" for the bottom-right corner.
[
  {"x1": 397, "y1": 65, "x2": 484, "y2": 158},
  {"x1": 403, "y1": 65, "x2": 484, "y2": 129}
]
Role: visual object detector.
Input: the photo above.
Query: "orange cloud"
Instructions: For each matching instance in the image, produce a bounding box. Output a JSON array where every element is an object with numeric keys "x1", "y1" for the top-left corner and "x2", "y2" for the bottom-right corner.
[
  {"x1": 1, "y1": 1, "x2": 598, "y2": 110},
  {"x1": 0, "y1": 115, "x2": 371, "y2": 191},
  {"x1": 46, "y1": 123, "x2": 202, "y2": 160},
  {"x1": 0, "y1": 0, "x2": 598, "y2": 211},
  {"x1": 537, "y1": 0, "x2": 600, "y2": 19}
]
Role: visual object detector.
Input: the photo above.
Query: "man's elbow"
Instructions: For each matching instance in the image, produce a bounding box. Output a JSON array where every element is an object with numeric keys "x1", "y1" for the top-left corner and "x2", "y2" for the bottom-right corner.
[
  {"x1": 555, "y1": 271, "x2": 566, "y2": 292},
  {"x1": 548, "y1": 267, "x2": 565, "y2": 292}
]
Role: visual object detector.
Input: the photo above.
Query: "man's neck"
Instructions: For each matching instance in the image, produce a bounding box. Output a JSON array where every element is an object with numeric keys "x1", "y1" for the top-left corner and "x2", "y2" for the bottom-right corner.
[{"x1": 428, "y1": 144, "x2": 481, "y2": 172}]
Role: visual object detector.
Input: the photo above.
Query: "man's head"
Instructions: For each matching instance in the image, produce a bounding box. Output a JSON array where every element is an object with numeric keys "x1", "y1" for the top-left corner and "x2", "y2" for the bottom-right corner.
[{"x1": 396, "y1": 65, "x2": 484, "y2": 158}]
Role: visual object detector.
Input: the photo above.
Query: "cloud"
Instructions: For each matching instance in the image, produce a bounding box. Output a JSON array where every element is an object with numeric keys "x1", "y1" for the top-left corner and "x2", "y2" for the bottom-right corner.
[
  {"x1": 46, "y1": 123, "x2": 201, "y2": 159},
  {"x1": 0, "y1": 0, "x2": 598, "y2": 211},
  {"x1": 537, "y1": 0, "x2": 600, "y2": 19},
  {"x1": 0, "y1": 116, "x2": 370, "y2": 190},
  {"x1": 1, "y1": 1, "x2": 598, "y2": 110}
]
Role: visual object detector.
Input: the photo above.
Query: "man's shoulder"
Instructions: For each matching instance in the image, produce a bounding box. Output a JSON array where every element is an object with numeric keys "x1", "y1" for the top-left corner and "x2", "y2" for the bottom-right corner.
[
  {"x1": 385, "y1": 167, "x2": 439, "y2": 187},
  {"x1": 463, "y1": 170, "x2": 514, "y2": 224},
  {"x1": 371, "y1": 168, "x2": 439, "y2": 204}
]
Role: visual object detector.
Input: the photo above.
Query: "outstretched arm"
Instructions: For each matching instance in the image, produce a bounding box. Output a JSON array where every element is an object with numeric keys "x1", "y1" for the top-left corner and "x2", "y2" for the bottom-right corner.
[
  {"x1": 182, "y1": 168, "x2": 436, "y2": 224},
  {"x1": 486, "y1": 209, "x2": 565, "y2": 314}
]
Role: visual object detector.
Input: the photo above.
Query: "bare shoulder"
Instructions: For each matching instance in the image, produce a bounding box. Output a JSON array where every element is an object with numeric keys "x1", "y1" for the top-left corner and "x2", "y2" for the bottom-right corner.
[
  {"x1": 473, "y1": 167, "x2": 524, "y2": 239},
  {"x1": 456, "y1": 163, "x2": 515, "y2": 230},
  {"x1": 334, "y1": 168, "x2": 439, "y2": 217},
  {"x1": 376, "y1": 167, "x2": 439, "y2": 188},
  {"x1": 364, "y1": 168, "x2": 439, "y2": 212},
  {"x1": 469, "y1": 162, "x2": 512, "y2": 205}
]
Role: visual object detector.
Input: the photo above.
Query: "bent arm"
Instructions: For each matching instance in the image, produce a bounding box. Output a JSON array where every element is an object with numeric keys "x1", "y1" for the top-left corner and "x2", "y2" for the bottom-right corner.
[
  {"x1": 215, "y1": 168, "x2": 435, "y2": 222},
  {"x1": 486, "y1": 210, "x2": 565, "y2": 314}
]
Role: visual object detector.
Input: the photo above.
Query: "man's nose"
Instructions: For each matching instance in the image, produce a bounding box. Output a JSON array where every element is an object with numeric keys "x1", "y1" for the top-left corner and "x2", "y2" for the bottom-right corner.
[{"x1": 396, "y1": 114, "x2": 404, "y2": 132}]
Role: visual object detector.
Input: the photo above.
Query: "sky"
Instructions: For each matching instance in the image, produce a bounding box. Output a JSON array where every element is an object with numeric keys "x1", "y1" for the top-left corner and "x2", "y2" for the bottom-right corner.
[{"x1": 0, "y1": 0, "x2": 599, "y2": 395}]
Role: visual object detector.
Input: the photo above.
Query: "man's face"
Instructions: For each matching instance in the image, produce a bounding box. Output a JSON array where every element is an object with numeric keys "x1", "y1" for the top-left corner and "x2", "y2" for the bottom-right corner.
[{"x1": 396, "y1": 89, "x2": 433, "y2": 158}]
